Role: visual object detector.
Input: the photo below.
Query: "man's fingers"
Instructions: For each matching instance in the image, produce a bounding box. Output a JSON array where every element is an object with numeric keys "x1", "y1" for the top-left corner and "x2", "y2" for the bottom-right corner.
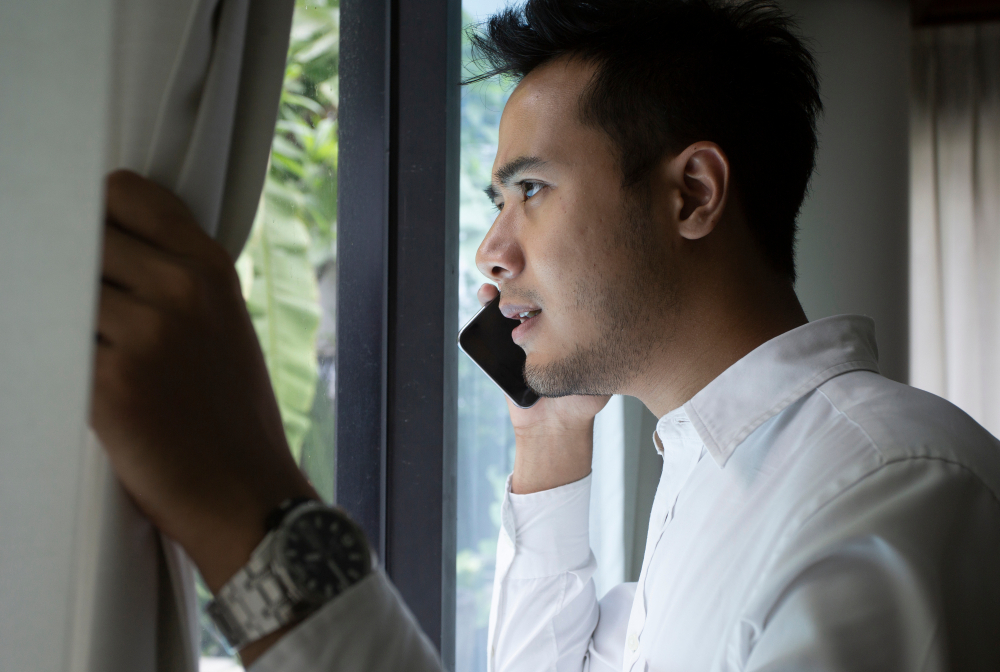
[
  {"x1": 102, "y1": 222, "x2": 218, "y2": 311},
  {"x1": 96, "y1": 282, "x2": 158, "y2": 348},
  {"x1": 477, "y1": 283, "x2": 499, "y2": 307},
  {"x1": 102, "y1": 223, "x2": 179, "y2": 296},
  {"x1": 105, "y1": 170, "x2": 207, "y2": 256}
]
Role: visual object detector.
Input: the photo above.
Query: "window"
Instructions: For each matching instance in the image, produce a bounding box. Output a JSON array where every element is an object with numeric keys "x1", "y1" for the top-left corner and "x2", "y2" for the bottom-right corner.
[
  {"x1": 197, "y1": 1, "x2": 340, "y2": 666},
  {"x1": 455, "y1": 2, "x2": 515, "y2": 669}
]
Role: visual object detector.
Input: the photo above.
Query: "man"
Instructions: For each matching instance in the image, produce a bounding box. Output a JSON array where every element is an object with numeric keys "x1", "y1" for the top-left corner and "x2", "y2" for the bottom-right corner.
[{"x1": 92, "y1": 0, "x2": 1000, "y2": 670}]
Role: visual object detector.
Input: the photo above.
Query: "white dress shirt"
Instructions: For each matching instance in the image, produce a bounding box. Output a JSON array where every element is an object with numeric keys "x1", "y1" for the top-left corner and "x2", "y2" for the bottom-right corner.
[{"x1": 252, "y1": 315, "x2": 1000, "y2": 671}]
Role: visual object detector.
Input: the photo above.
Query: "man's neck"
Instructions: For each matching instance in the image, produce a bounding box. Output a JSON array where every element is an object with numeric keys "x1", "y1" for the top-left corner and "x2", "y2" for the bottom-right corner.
[{"x1": 630, "y1": 274, "x2": 807, "y2": 419}]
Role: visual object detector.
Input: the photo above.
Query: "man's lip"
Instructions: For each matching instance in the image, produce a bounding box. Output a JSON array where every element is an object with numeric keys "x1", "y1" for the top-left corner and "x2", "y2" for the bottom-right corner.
[
  {"x1": 499, "y1": 303, "x2": 542, "y2": 320},
  {"x1": 511, "y1": 312, "x2": 540, "y2": 343}
]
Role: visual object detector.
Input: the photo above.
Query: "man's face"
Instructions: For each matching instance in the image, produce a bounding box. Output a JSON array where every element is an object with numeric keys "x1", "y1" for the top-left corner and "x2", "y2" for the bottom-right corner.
[{"x1": 476, "y1": 57, "x2": 677, "y2": 397}]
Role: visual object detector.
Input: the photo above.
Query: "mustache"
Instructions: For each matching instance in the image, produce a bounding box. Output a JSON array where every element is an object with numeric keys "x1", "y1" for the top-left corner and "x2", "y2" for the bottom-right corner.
[{"x1": 498, "y1": 284, "x2": 544, "y2": 306}]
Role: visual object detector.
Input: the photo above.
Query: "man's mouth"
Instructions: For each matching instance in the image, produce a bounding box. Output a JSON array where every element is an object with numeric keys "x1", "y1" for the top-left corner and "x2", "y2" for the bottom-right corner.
[
  {"x1": 501, "y1": 302, "x2": 542, "y2": 343},
  {"x1": 500, "y1": 301, "x2": 542, "y2": 334},
  {"x1": 501, "y1": 302, "x2": 542, "y2": 323}
]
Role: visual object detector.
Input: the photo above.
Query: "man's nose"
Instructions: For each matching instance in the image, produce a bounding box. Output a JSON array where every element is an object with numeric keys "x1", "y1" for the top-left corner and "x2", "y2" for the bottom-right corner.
[{"x1": 475, "y1": 221, "x2": 524, "y2": 284}]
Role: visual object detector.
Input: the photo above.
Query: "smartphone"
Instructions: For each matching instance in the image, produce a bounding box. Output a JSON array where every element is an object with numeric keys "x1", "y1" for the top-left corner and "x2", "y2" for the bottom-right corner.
[{"x1": 458, "y1": 295, "x2": 540, "y2": 409}]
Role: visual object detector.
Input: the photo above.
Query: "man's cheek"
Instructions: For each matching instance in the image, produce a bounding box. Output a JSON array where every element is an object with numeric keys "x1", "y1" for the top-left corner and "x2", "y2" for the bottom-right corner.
[{"x1": 538, "y1": 311, "x2": 585, "y2": 357}]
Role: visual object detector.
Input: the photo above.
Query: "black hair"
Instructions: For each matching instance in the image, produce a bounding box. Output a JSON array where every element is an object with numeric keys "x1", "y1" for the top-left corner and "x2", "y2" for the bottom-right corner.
[{"x1": 466, "y1": 0, "x2": 822, "y2": 281}]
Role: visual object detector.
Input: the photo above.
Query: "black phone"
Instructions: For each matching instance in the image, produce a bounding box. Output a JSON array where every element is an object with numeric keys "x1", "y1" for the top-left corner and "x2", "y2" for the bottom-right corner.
[{"x1": 458, "y1": 295, "x2": 540, "y2": 409}]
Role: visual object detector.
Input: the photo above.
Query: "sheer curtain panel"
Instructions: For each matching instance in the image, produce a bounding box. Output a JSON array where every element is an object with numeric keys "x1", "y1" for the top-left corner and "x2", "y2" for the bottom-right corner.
[
  {"x1": 911, "y1": 23, "x2": 1000, "y2": 437},
  {"x1": 71, "y1": 1, "x2": 293, "y2": 671}
]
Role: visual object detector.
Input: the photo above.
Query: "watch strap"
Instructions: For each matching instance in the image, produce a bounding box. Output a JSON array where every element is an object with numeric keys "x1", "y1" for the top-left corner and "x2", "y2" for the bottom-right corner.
[{"x1": 206, "y1": 531, "x2": 297, "y2": 649}]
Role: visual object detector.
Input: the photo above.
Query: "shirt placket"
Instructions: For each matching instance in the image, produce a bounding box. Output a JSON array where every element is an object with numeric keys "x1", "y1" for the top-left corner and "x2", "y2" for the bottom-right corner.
[
  {"x1": 622, "y1": 413, "x2": 704, "y2": 672},
  {"x1": 487, "y1": 485, "x2": 518, "y2": 672}
]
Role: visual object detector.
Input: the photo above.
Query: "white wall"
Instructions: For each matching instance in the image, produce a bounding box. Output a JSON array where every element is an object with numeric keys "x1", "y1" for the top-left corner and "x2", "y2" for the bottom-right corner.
[
  {"x1": 0, "y1": 2, "x2": 112, "y2": 670},
  {"x1": 786, "y1": 0, "x2": 911, "y2": 383}
]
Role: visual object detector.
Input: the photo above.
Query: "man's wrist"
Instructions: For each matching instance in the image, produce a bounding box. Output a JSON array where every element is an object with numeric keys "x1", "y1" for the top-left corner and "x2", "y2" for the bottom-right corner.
[
  {"x1": 511, "y1": 421, "x2": 594, "y2": 494},
  {"x1": 183, "y1": 484, "x2": 319, "y2": 594},
  {"x1": 206, "y1": 495, "x2": 373, "y2": 665}
]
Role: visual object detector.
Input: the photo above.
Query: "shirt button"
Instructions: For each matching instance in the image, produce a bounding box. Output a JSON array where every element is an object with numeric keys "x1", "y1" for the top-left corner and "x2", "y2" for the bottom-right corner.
[{"x1": 627, "y1": 632, "x2": 639, "y2": 652}]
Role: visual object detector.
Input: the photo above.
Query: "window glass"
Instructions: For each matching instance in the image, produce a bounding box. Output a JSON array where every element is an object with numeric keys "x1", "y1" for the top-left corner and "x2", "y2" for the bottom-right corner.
[
  {"x1": 456, "y1": 2, "x2": 514, "y2": 670},
  {"x1": 198, "y1": 0, "x2": 340, "y2": 667}
]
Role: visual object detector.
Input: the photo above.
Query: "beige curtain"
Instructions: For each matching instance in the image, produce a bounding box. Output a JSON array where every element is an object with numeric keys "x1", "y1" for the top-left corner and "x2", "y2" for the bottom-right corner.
[
  {"x1": 911, "y1": 23, "x2": 1000, "y2": 437},
  {"x1": 70, "y1": 1, "x2": 294, "y2": 671}
]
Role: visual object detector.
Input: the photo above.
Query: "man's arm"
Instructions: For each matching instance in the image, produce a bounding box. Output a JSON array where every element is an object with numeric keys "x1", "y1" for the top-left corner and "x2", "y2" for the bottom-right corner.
[{"x1": 92, "y1": 171, "x2": 434, "y2": 668}]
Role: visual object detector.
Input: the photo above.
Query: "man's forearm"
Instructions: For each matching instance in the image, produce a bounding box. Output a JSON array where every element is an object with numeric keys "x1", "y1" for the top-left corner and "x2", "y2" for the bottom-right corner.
[{"x1": 511, "y1": 420, "x2": 594, "y2": 494}]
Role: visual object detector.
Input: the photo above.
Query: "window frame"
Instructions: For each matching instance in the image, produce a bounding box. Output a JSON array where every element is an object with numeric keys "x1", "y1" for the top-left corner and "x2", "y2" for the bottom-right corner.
[{"x1": 335, "y1": 0, "x2": 460, "y2": 666}]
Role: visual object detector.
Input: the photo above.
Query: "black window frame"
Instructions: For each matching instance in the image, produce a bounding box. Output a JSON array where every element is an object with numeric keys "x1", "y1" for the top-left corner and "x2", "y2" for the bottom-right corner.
[{"x1": 335, "y1": 0, "x2": 460, "y2": 667}]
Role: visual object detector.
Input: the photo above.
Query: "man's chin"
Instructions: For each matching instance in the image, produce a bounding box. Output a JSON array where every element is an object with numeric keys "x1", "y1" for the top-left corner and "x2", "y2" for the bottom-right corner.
[{"x1": 523, "y1": 352, "x2": 624, "y2": 398}]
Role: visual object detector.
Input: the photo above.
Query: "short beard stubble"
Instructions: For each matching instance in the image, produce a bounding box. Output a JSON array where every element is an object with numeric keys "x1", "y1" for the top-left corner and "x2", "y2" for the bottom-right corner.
[{"x1": 523, "y1": 188, "x2": 678, "y2": 398}]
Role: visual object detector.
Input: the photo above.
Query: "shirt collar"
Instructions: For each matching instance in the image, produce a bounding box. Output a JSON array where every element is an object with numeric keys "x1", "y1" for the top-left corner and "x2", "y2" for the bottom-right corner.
[{"x1": 654, "y1": 315, "x2": 881, "y2": 468}]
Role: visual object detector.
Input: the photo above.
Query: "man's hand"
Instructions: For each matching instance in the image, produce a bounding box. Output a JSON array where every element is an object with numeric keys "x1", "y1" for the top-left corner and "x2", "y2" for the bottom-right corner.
[
  {"x1": 91, "y1": 171, "x2": 316, "y2": 599},
  {"x1": 476, "y1": 284, "x2": 609, "y2": 494}
]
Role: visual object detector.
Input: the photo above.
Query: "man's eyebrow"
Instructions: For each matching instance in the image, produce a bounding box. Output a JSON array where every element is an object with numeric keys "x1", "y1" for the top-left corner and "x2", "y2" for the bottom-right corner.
[
  {"x1": 484, "y1": 184, "x2": 499, "y2": 203},
  {"x1": 494, "y1": 156, "x2": 547, "y2": 188}
]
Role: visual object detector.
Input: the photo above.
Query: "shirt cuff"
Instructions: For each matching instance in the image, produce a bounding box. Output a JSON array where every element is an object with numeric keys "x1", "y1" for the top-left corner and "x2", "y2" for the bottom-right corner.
[
  {"x1": 248, "y1": 569, "x2": 442, "y2": 672},
  {"x1": 503, "y1": 472, "x2": 593, "y2": 579}
]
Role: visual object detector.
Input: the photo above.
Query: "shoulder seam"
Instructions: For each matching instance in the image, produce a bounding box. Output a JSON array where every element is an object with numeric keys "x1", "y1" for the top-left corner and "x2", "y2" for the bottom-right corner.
[
  {"x1": 814, "y1": 385, "x2": 1000, "y2": 511},
  {"x1": 815, "y1": 386, "x2": 883, "y2": 460}
]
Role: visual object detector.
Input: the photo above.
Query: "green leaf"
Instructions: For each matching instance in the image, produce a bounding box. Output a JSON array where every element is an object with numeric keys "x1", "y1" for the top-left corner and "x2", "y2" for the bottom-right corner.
[
  {"x1": 282, "y1": 91, "x2": 326, "y2": 116},
  {"x1": 271, "y1": 151, "x2": 306, "y2": 179},
  {"x1": 294, "y1": 32, "x2": 339, "y2": 64},
  {"x1": 240, "y1": 195, "x2": 321, "y2": 461},
  {"x1": 272, "y1": 135, "x2": 307, "y2": 163}
]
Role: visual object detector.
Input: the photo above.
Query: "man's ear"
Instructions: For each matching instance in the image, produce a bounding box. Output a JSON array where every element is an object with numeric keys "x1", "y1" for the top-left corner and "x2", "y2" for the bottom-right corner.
[{"x1": 664, "y1": 142, "x2": 729, "y2": 240}]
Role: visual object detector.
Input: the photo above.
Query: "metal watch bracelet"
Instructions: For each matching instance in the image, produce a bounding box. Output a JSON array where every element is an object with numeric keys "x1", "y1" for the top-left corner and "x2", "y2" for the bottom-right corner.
[{"x1": 206, "y1": 529, "x2": 296, "y2": 650}]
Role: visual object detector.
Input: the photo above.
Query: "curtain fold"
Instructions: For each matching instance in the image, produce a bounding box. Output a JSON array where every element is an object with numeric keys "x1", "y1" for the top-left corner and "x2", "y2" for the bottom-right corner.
[
  {"x1": 911, "y1": 23, "x2": 1000, "y2": 437},
  {"x1": 70, "y1": 1, "x2": 294, "y2": 670}
]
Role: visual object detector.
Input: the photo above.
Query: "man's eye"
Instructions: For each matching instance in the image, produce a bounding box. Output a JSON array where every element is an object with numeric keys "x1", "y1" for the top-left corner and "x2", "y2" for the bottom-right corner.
[{"x1": 522, "y1": 182, "x2": 542, "y2": 199}]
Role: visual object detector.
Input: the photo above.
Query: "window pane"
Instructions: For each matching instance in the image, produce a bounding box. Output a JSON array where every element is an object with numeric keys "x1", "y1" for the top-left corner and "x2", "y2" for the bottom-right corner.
[
  {"x1": 456, "y1": 2, "x2": 513, "y2": 670},
  {"x1": 198, "y1": 0, "x2": 340, "y2": 666}
]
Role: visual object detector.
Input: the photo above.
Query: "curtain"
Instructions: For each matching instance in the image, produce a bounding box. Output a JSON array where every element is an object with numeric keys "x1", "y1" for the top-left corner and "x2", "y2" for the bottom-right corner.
[
  {"x1": 70, "y1": 1, "x2": 294, "y2": 670},
  {"x1": 911, "y1": 23, "x2": 1000, "y2": 437}
]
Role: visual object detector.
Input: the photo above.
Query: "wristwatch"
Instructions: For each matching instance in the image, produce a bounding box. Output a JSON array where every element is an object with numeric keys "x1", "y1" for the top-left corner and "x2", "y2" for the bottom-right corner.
[{"x1": 207, "y1": 498, "x2": 373, "y2": 649}]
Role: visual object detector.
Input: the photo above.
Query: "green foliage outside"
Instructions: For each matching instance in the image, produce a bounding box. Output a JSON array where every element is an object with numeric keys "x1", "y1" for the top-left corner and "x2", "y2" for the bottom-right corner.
[
  {"x1": 200, "y1": 0, "x2": 341, "y2": 659},
  {"x1": 235, "y1": 0, "x2": 340, "y2": 463}
]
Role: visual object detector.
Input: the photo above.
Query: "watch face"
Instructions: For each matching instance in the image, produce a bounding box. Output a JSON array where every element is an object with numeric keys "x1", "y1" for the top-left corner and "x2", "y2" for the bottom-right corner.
[{"x1": 278, "y1": 507, "x2": 371, "y2": 605}]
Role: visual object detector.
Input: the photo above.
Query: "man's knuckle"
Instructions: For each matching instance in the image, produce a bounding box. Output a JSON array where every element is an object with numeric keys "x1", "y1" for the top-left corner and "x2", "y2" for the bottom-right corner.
[
  {"x1": 155, "y1": 264, "x2": 201, "y2": 312},
  {"x1": 139, "y1": 308, "x2": 171, "y2": 349},
  {"x1": 174, "y1": 267, "x2": 201, "y2": 301}
]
